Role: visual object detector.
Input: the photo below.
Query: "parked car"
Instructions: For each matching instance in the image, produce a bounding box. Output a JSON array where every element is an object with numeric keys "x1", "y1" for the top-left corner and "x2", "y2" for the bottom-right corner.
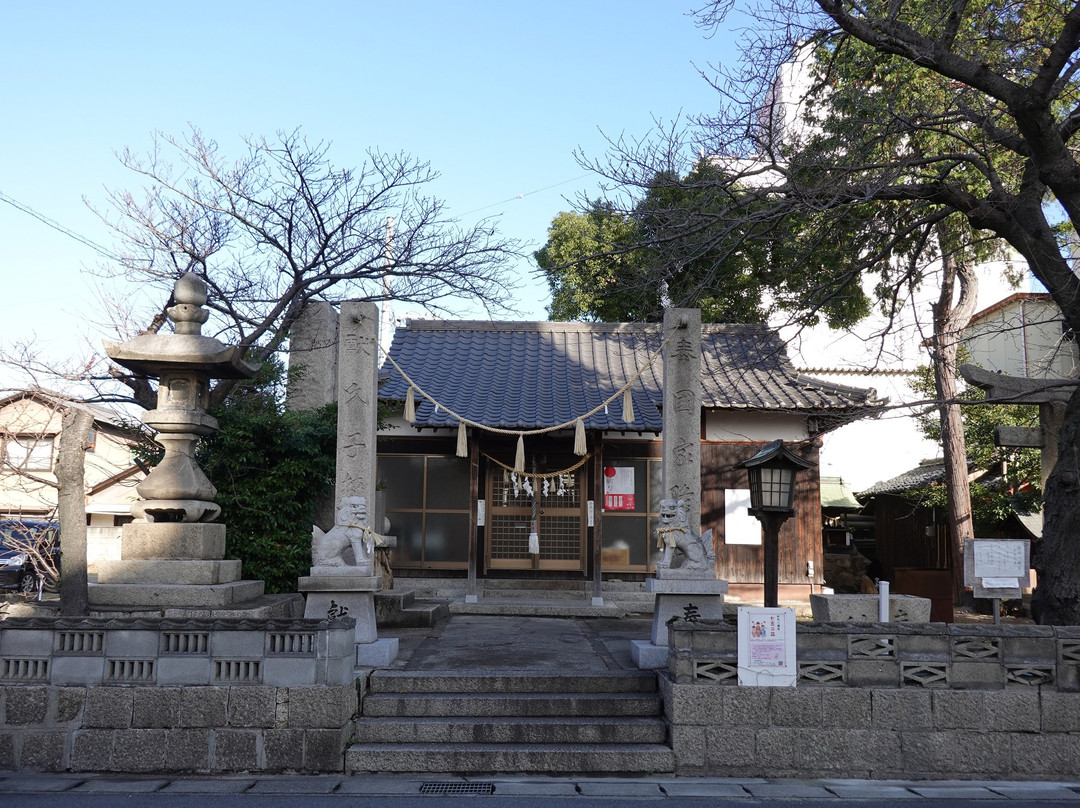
[{"x1": 0, "y1": 519, "x2": 60, "y2": 595}]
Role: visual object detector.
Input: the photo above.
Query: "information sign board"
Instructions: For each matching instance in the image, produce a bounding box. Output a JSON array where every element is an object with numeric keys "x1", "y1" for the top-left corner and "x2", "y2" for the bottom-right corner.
[{"x1": 963, "y1": 538, "x2": 1030, "y2": 599}]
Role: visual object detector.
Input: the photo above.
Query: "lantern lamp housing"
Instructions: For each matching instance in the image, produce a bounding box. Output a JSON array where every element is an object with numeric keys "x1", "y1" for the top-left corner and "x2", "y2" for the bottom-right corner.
[{"x1": 736, "y1": 440, "x2": 816, "y2": 515}]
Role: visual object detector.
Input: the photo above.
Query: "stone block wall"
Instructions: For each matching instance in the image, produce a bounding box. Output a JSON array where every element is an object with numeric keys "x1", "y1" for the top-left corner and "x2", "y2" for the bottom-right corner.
[
  {"x1": 0, "y1": 682, "x2": 358, "y2": 773},
  {"x1": 0, "y1": 617, "x2": 360, "y2": 773},
  {"x1": 665, "y1": 620, "x2": 1080, "y2": 779}
]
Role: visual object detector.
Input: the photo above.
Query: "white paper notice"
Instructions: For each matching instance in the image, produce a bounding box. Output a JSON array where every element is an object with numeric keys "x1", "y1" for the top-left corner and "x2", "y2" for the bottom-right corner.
[
  {"x1": 973, "y1": 540, "x2": 1027, "y2": 578},
  {"x1": 982, "y1": 577, "x2": 1020, "y2": 590},
  {"x1": 737, "y1": 607, "x2": 797, "y2": 687},
  {"x1": 725, "y1": 488, "x2": 762, "y2": 545}
]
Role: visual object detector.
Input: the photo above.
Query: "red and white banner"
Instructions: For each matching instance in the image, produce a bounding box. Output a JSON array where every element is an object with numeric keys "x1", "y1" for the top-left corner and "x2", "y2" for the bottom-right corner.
[{"x1": 603, "y1": 466, "x2": 636, "y2": 510}]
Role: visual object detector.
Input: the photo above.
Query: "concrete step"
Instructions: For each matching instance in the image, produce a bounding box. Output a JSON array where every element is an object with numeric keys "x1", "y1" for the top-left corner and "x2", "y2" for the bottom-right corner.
[
  {"x1": 352, "y1": 668, "x2": 671, "y2": 777},
  {"x1": 368, "y1": 669, "x2": 659, "y2": 694},
  {"x1": 345, "y1": 742, "x2": 675, "y2": 774},
  {"x1": 387, "y1": 577, "x2": 659, "y2": 615},
  {"x1": 374, "y1": 590, "x2": 451, "y2": 628},
  {"x1": 480, "y1": 580, "x2": 587, "y2": 593},
  {"x1": 449, "y1": 599, "x2": 624, "y2": 618},
  {"x1": 361, "y1": 691, "x2": 663, "y2": 718},
  {"x1": 470, "y1": 588, "x2": 589, "y2": 600},
  {"x1": 357, "y1": 715, "x2": 668, "y2": 744}
]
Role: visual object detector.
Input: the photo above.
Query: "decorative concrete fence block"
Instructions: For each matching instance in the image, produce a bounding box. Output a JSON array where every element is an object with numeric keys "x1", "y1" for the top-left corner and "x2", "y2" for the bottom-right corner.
[
  {"x1": 0, "y1": 616, "x2": 354, "y2": 688},
  {"x1": 670, "y1": 622, "x2": 1080, "y2": 693},
  {"x1": 810, "y1": 594, "x2": 932, "y2": 622}
]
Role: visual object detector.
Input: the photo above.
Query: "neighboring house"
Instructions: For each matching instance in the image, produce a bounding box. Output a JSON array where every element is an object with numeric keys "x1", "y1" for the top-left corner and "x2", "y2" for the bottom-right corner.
[
  {"x1": 855, "y1": 459, "x2": 1020, "y2": 621},
  {"x1": 962, "y1": 292, "x2": 1078, "y2": 380},
  {"x1": 820, "y1": 475, "x2": 863, "y2": 550},
  {"x1": 0, "y1": 389, "x2": 144, "y2": 568},
  {"x1": 376, "y1": 320, "x2": 879, "y2": 602}
]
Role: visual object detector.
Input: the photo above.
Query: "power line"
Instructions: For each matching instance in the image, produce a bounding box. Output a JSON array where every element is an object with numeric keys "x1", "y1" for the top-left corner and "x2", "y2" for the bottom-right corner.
[
  {"x1": 460, "y1": 174, "x2": 592, "y2": 217},
  {"x1": 1, "y1": 173, "x2": 594, "y2": 260},
  {"x1": 0, "y1": 190, "x2": 118, "y2": 261}
]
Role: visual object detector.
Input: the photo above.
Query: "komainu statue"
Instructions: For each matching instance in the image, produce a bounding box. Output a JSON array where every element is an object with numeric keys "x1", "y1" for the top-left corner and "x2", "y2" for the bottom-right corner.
[
  {"x1": 312, "y1": 496, "x2": 382, "y2": 576},
  {"x1": 655, "y1": 498, "x2": 716, "y2": 574}
]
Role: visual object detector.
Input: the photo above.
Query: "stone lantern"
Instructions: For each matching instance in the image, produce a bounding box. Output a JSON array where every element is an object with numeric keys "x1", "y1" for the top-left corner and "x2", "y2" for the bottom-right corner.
[
  {"x1": 103, "y1": 272, "x2": 257, "y2": 524},
  {"x1": 735, "y1": 440, "x2": 816, "y2": 608},
  {"x1": 89, "y1": 273, "x2": 301, "y2": 617}
]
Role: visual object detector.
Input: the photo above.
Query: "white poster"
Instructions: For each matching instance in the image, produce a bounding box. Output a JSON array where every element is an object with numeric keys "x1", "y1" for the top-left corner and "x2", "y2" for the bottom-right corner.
[
  {"x1": 724, "y1": 488, "x2": 762, "y2": 545},
  {"x1": 603, "y1": 466, "x2": 636, "y2": 510},
  {"x1": 737, "y1": 607, "x2": 797, "y2": 687}
]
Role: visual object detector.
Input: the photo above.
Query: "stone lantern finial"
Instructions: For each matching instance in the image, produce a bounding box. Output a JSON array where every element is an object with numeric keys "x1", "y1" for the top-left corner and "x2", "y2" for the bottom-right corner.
[{"x1": 168, "y1": 272, "x2": 211, "y2": 336}]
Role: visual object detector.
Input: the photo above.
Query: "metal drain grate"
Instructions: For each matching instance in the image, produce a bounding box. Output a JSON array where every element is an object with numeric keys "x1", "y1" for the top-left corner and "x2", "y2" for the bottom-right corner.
[{"x1": 419, "y1": 782, "x2": 496, "y2": 796}]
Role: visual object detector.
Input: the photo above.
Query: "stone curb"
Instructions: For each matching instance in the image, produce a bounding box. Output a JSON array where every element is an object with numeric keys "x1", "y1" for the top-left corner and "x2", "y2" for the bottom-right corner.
[{"x1": 1, "y1": 773, "x2": 1079, "y2": 799}]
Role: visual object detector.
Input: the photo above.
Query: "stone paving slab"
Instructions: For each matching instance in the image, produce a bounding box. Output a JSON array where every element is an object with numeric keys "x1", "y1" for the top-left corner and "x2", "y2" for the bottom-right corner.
[
  {"x1": 71, "y1": 778, "x2": 170, "y2": 793},
  {"x1": 744, "y1": 782, "x2": 838, "y2": 799},
  {"x1": 990, "y1": 785, "x2": 1080, "y2": 800},
  {"x1": 334, "y1": 776, "x2": 447, "y2": 794},
  {"x1": 576, "y1": 780, "x2": 667, "y2": 797},
  {"x1": 0, "y1": 776, "x2": 84, "y2": 791},
  {"x1": 245, "y1": 776, "x2": 342, "y2": 794},
  {"x1": 825, "y1": 784, "x2": 922, "y2": 799},
  {"x1": 379, "y1": 614, "x2": 654, "y2": 672},
  {"x1": 660, "y1": 780, "x2": 754, "y2": 797},
  {"x1": 157, "y1": 778, "x2": 257, "y2": 794},
  {"x1": 492, "y1": 781, "x2": 581, "y2": 796},
  {"x1": 910, "y1": 785, "x2": 1008, "y2": 799}
]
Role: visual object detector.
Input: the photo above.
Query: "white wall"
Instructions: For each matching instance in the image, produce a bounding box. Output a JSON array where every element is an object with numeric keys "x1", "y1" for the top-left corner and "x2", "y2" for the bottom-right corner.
[
  {"x1": 964, "y1": 297, "x2": 1078, "y2": 379},
  {"x1": 704, "y1": 411, "x2": 807, "y2": 443},
  {"x1": 783, "y1": 259, "x2": 1027, "y2": 492}
]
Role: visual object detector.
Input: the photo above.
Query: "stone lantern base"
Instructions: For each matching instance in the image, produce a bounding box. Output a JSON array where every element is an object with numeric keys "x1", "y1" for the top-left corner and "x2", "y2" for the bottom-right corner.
[{"x1": 88, "y1": 522, "x2": 303, "y2": 618}]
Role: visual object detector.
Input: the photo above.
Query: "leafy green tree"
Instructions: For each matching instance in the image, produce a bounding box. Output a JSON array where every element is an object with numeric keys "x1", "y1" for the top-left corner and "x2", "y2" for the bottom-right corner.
[
  {"x1": 537, "y1": 163, "x2": 872, "y2": 325},
  {"x1": 195, "y1": 362, "x2": 337, "y2": 593},
  {"x1": 534, "y1": 203, "x2": 651, "y2": 321}
]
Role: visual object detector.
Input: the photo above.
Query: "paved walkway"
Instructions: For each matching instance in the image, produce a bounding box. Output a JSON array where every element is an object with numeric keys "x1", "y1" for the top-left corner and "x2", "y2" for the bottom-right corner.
[{"x1": 381, "y1": 614, "x2": 653, "y2": 671}]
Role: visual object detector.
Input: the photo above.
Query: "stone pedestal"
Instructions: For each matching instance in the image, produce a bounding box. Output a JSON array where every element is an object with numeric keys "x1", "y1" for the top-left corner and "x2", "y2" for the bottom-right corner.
[
  {"x1": 299, "y1": 570, "x2": 398, "y2": 667},
  {"x1": 809, "y1": 593, "x2": 932, "y2": 622},
  {"x1": 632, "y1": 574, "x2": 729, "y2": 670},
  {"x1": 88, "y1": 522, "x2": 300, "y2": 617}
]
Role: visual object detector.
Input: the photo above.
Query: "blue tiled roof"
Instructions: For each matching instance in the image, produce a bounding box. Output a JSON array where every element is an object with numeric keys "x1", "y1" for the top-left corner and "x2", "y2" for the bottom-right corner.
[{"x1": 379, "y1": 321, "x2": 878, "y2": 432}]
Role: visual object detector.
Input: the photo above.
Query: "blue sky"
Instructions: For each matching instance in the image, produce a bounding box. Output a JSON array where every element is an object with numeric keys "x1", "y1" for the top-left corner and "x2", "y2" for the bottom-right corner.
[{"x1": 0, "y1": 1, "x2": 742, "y2": 378}]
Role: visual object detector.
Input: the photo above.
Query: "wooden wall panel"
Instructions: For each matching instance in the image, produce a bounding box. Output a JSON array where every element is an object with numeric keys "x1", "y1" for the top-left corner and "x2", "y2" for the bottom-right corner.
[{"x1": 701, "y1": 442, "x2": 822, "y2": 586}]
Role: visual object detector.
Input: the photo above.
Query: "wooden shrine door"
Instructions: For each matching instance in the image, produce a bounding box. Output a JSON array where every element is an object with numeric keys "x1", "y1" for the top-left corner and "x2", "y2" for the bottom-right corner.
[{"x1": 484, "y1": 467, "x2": 586, "y2": 572}]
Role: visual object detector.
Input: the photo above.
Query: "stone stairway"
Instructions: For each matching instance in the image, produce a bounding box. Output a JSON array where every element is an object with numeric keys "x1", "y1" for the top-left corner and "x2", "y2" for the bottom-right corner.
[{"x1": 347, "y1": 669, "x2": 674, "y2": 774}]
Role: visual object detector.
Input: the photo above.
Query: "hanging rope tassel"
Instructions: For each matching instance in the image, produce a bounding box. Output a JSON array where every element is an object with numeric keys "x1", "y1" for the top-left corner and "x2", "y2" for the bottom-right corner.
[
  {"x1": 403, "y1": 385, "x2": 416, "y2": 423},
  {"x1": 514, "y1": 434, "x2": 525, "y2": 473},
  {"x1": 573, "y1": 417, "x2": 586, "y2": 456},
  {"x1": 456, "y1": 420, "x2": 468, "y2": 458},
  {"x1": 622, "y1": 388, "x2": 635, "y2": 423}
]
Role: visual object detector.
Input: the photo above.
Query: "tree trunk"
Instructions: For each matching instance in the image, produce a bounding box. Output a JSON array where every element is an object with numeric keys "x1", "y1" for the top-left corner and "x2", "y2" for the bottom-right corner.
[
  {"x1": 930, "y1": 233, "x2": 978, "y2": 601},
  {"x1": 1031, "y1": 387, "x2": 1080, "y2": 624},
  {"x1": 57, "y1": 408, "x2": 93, "y2": 616}
]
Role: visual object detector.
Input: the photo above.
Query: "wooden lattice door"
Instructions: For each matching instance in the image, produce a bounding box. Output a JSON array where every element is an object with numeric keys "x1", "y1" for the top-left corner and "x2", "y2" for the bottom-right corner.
[{"x1": 485, "y1": 467, "x2": 585, "y2": 572}]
